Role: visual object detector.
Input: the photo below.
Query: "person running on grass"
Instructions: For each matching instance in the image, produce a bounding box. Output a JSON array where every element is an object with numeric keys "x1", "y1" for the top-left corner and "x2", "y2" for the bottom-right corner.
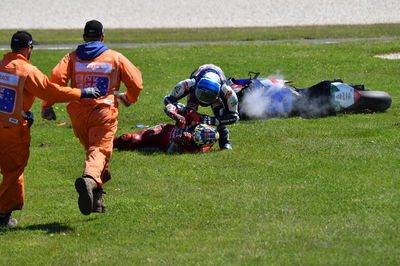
[
  {"x1": 0, "y1": 31, "x2": 101, "y2": 227},
  {"x1": 41, "y1": 20, "x2": 143, "y2": 215}
]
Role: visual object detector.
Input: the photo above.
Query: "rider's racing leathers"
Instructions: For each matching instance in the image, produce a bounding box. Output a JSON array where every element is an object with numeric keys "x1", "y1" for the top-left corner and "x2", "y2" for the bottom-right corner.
[{"x1": 163, "y1": 64, "x2": 239, "y2": 149}]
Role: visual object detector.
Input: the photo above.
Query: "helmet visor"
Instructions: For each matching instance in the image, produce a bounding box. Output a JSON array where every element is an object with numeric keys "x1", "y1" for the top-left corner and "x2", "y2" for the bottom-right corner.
[{"x1": 195, "y1": 88, "x2": 218, "y2": 105}]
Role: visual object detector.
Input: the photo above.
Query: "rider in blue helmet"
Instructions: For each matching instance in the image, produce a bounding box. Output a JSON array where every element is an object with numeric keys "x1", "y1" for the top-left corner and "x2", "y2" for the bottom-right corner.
[
  {"x1": 163, "y1": 64, "x2": 239, "y2": 150},
  {"x1": 195, "y1": 72, "x2": 221, "y2": 105}
]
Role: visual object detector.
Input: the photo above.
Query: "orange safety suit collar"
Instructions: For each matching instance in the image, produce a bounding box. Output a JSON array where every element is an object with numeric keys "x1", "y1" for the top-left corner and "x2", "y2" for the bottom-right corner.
[{"x1": 2, "y1": 52, "x2": 31, "y2": 66}]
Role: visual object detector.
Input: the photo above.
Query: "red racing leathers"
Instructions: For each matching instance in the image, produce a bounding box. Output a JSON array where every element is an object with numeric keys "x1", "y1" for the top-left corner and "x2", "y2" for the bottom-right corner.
[
  {"x1": 163, "y1": 64, "x2": 239, "y2": 149},
  {"x1": 114, "y1": 108, "x2": 216, "y2": 153}
]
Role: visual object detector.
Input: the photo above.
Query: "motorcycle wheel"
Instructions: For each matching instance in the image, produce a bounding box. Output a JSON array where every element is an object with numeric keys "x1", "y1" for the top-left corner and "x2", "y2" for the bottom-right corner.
[{"x1": 345, "y1": 90, "x2": 392, "y2": 113}]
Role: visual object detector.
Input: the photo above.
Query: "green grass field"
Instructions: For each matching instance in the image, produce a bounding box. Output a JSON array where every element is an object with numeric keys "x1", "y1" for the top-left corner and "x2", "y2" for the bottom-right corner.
[
  {"x1": 1, "y1": 23, "x2": 400, "y2": 45},
  {"x1": 0, "y1": 25, "x2": 399, "y2": 265}
]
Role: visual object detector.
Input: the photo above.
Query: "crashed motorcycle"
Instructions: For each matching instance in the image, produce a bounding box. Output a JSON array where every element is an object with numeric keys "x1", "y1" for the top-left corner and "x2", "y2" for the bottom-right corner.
[{"x1": 230, "y1": 72, "x2": 392, "y2": 120}]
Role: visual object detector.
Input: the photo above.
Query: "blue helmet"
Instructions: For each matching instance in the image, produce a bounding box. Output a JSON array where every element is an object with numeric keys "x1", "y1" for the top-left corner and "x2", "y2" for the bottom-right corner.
[
  {"x1": 195, "y1": 72, "x2": 221, "y2": 105},
  {"x1": 192, "y1": 124, "x2": 219, "y2": 147}
]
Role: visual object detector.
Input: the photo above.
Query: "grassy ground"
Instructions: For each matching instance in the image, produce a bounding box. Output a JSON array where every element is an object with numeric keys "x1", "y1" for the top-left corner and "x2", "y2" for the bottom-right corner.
[
  {"x1": 0, "y1": 23, "x2": 400, "y2": 45},
  {"x1": 0, "y1": 25, "x2": 399, "y2": 265}
]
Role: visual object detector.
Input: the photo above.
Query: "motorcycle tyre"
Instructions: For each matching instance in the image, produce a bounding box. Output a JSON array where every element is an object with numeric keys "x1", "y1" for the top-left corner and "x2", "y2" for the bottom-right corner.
[{"x1": 344, "y1": 90, "x2": 392, "y2": 113}]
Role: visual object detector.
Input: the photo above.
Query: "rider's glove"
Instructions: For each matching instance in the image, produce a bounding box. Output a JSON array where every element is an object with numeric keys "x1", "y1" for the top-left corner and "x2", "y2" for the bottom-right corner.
[
  {"x1": 173, "y1": 131, "x2": 192, "y2": 145},
  {"x1": 181, "y1": 132, "x2": 192, "y2": 143},
  {"x1": 175, "y1": 114, "x2": 186, "y2": 128},
  {"x1": 201, "y1": 115, "x2": 220, "y2": 126},
  {"x1": 80, "y1": 87, "x2": 101, "y2": 99},
  {"x1": 165, "y1": 103, "x2": 186, "y2": 128},
  {"x1": 41, "y1": 106, "x2": 56, "y2": 120}
]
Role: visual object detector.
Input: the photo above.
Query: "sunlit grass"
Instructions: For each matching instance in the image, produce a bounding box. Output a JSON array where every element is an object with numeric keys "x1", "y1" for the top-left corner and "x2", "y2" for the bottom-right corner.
[
  {"x1": 0, "y1": 23, "x2": 399, "y2": 45},
  {"x1": 0, "y1": 26, "x2": 399, "y2": 265}
]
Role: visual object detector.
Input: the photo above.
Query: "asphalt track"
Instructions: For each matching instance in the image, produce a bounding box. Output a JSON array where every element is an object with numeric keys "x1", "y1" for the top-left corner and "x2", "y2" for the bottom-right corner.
[{"x1": 0, "y1": 37, "x2": 398, "y2": 51}]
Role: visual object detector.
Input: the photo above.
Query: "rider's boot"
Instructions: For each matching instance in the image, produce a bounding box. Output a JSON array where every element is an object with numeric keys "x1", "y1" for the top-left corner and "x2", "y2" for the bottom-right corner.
[
  {"x1": 217, "y1": 126, "x2": 232, "y2": 150},
  {"x1": 113, "y1": 133, "x2": 133, "y2": 150}
]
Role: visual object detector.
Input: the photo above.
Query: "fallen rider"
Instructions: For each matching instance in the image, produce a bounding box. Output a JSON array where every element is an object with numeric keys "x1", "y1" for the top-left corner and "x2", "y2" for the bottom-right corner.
[{"x1": 113, "y1": 106, "x2": 219, "y2": 153}]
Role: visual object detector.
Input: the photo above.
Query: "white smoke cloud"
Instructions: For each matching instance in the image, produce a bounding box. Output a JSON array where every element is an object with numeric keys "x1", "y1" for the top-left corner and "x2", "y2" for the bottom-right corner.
[
  {"x1": 240, "y1": 85, "x2": 272, "y2": 119},
  {"x1": 239, "y1": 72, "x2": 289, "y2": 119},
  {"x1": 238, "y1": 72, "x2": 336, "y2": 119}
]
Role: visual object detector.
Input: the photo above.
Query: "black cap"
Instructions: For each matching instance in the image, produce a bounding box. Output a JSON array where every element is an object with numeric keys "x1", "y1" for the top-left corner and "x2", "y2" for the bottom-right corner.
[
  {"x1": 11, "y1": 31, "x2": 38, "y2": 48},
  {"x1": 84, "y1": 20, "x2": 104, "y2": 37}
]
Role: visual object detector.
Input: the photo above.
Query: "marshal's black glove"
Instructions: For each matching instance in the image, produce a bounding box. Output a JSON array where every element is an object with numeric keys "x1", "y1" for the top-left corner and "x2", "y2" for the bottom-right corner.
[
  {"x1": 41, "y1": 106, "x2": 56, "y2": 120},
  {"x1": 80, "y1": 87, "x2": 101, "y2": 99},
  {"x1": 26, "y1": 111, "x2": 34, "y2": 128}
]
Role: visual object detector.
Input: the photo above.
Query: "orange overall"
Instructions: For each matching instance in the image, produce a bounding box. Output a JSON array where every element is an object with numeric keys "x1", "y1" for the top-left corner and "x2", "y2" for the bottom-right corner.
[
  {"x1": 43, "y1": 49, "x2": 143, "y2": 185},
  {"x1": 0, "y1": 53, "x2": 81, "y2": 214}
]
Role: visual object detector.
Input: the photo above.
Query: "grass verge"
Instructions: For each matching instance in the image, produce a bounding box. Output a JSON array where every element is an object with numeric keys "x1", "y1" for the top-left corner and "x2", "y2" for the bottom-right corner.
[
  {"x1": 0, "y1": 26, "x2": 399, "y2": 265},
  {"x1": 0, "y1": 23, "x2": 399, "y2": 45}
]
